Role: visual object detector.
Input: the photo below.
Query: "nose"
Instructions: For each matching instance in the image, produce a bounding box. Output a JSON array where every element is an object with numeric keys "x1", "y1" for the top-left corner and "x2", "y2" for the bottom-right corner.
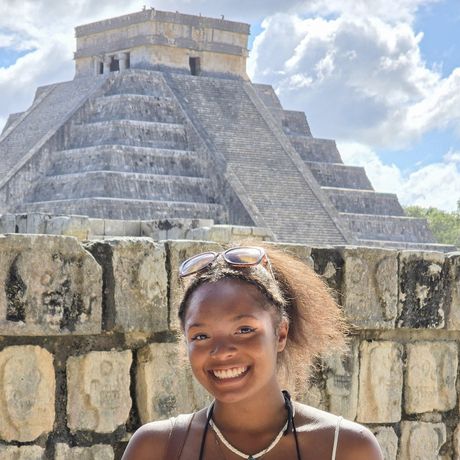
[{"x1": 209, "y1": 338, "x2": 237, "y2": 359}]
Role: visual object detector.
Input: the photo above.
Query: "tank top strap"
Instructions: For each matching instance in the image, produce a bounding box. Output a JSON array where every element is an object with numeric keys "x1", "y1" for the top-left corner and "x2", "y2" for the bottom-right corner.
[{"x1": 331, "y1": 416, "x2": 343, "y2": 460}]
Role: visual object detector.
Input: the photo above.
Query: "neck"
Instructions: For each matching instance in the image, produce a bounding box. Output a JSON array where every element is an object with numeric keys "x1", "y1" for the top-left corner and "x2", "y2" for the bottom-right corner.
[{"x1": 211, "y1": 381, "x2": 288, "y2": 435}]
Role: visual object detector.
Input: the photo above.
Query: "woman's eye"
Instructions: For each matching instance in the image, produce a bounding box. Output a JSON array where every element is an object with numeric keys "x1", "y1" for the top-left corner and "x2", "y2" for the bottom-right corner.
[
  {"x1": 191, "y1": 333, "x2": 208, "y2": 341},
  {"x1": 237, "y1": 326, "x2": 255, "y2": 334}
]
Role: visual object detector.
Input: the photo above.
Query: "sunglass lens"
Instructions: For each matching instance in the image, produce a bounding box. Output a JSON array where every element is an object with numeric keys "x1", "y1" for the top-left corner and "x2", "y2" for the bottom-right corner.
[
  {"x1": 180, "y1": 252, "x2": 217, "y2": 276},
  {"x1": 224, "y1": 247, "x2": 263, "y2": 265}
]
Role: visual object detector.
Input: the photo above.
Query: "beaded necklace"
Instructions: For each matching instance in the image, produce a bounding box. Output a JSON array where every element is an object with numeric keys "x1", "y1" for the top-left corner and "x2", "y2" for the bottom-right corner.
[{"x1": 197, "y1": 390, "x2": 302, "y2": 460}]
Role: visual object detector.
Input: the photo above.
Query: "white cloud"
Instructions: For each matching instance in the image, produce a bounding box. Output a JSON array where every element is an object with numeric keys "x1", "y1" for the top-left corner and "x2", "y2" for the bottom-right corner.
[
  {"x1": 249, "y1": 12, "x2": 456, "y2": 148},
  {"x1": 338, "y1": 141, "x2": 460, "y2": 211}
]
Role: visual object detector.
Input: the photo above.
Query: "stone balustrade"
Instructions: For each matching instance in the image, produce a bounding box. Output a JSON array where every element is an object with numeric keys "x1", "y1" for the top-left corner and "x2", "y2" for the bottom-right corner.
[{"x1": 0, "y1": 233, "x2": 459, "y2": 459}]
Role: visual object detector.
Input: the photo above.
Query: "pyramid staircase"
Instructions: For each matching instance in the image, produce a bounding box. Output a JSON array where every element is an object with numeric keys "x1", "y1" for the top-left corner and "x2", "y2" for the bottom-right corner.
[
  {"x1": 253, "y1": 84, "x2": 444, "y2": 250},
  {"x1": 18, "y1": 72, "x2": 225, "y2": 221}
]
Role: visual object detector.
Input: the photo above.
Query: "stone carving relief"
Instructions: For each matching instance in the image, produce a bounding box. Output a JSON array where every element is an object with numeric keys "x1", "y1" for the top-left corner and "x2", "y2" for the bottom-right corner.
[
  {"x1": 405, "y1": 341, "x2": 457, "y2": 413},
  {"x1": 136, "y1": 343, "x2": 211, "y2": 424},
  {"x1": 0, "y1": 234, "x2": 102, "y2": 335},
  {"x1": 372, "y1": 427, "x2": 398, "y2": 460},
  {"x1": 66, "y1": 350, "x2": 132, "y2": 433},
  {"x1": 343, "y1": 249, "x2": 397, "y2": 328},
  {"x1": 399, "y1": 422, "x2": 446, "y2": 460},
  {"x1": 324, "y1": 339, "x2": 359, "y2": 420},
  {"x1": 356, "y1": 341, "x2": 403, "y2": 423},
  {"x1": 0, "y1": 346, "x2": 55, "y2": 442}
]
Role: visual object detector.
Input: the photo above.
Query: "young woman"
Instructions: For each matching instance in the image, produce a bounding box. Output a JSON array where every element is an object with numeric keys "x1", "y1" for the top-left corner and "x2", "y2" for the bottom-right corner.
[{"x1": 122, "y1": 245, "x2": 383, "y2": 460}]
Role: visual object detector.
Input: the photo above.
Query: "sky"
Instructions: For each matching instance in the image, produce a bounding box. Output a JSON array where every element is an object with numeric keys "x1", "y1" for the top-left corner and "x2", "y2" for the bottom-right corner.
[{"x1": 1, "y1": 0, "x2": 460, "y2": 211}]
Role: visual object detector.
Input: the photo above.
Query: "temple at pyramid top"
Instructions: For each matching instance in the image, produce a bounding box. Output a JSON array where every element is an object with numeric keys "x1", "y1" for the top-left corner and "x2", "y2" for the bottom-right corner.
[
  {"x1": 74, "y1": 9, "x2": 250, "y2": 79},
  {"x1": 0, "y1": 9, "x2": 452, "y2": 251}
]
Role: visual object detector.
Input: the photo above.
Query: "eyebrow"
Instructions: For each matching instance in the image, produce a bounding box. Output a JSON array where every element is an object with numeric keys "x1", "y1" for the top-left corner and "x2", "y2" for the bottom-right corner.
[{"x1": 187, "y1": 314, "x2": 258, "y2": 331}]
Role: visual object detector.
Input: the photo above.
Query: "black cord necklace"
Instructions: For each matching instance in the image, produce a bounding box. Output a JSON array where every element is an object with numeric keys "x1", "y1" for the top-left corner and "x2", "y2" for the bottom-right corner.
[{"x1": 198, "y1": 390, "x2": 302, "y2": 460}]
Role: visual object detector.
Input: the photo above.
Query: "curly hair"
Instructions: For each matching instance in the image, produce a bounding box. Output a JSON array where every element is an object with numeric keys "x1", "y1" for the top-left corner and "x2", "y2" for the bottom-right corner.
[{"x1": 177, "y1": 242, "x2": 348, "y2": 378}]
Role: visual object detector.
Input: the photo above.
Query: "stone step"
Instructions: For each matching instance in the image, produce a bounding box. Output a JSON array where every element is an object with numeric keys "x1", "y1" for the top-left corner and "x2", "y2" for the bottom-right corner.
[
  {"x1": 305, "y1": 161, "x2": 373, "y2": 190},
  {"x1": 104, "y1": 71, "x2": 171, "y2": 97},
  {"x1": 282, "y1": 110, "x2": 312, "y2": 136},
  {"x1": 288, "y1": 136, "x2": 343, "y2": 163},
  {"x1": 340, "y1": 213, "x2": 435, "y2": 243},
  {"x1": 29, "y1": 171, "x2": 215, "y2": 202},
  {"x1": 50, "y1": 145, "x2": 205, "y2": 177},
  {"x1": 323, "y1": 187, "x2": 404, "y2": 216},
  {"x1": 85, "y1": 94, "x2": 181, "y2": 124},
  {"x1": 67, "y1": 120, "x2": 188, "y2": 150},
  {"x1": 18, "y1": 197, "x2": 226, "y2": 221},
  {"x1": 356, "y1": 238, "x2": 456, "y2": 253}
]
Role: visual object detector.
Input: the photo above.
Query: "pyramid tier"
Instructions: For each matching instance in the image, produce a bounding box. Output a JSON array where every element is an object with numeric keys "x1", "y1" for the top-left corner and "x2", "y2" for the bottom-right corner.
[{"x1": 28, "y1": 171, "x2": 216, "y2": 202}]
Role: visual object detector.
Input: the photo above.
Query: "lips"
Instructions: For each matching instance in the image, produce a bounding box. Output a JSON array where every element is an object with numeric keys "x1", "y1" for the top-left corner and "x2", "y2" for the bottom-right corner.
[{"x1": 211, "y1": 366, "x2": 249, "y2": 380}]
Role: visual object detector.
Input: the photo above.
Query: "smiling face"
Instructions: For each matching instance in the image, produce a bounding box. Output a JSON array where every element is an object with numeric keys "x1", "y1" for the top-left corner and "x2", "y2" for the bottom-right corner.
[{"x1": 183, "y1": 278, "x2": 288, "y2": 404}]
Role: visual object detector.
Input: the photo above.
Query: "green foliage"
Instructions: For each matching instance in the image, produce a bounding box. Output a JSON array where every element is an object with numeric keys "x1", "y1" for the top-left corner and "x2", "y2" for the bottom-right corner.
[{"x1": 404, "y1": 204, "x2": 460, "y2": 248}]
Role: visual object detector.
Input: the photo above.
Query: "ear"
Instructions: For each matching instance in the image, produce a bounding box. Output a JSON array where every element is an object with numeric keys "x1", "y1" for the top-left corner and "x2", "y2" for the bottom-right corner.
[{"x1": 276, "y1": 319, "x2": 289, "y2": 352}]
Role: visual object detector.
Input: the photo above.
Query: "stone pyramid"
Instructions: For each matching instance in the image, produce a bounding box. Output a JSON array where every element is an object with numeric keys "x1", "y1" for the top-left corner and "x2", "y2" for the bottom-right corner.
[{"x1": 0, "y1": 9, "x2": 447, "y2": 250}]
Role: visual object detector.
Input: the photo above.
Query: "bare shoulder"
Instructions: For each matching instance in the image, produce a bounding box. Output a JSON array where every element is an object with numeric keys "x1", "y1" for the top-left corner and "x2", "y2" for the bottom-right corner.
[
  {"x1": 294, "y1": 403, "x2": 383, "y2": 460},
  {"x1": 121, "y1": 419, "x2": 172, "y2": 460},
  {"x1": 334, "y1": 418, "x2": 383, "y2": 460}
]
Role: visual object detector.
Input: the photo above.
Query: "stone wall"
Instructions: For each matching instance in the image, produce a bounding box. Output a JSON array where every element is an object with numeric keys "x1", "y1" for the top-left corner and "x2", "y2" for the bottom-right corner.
[{"x1": 0, "y1": 233, "x2": 459, "y2": 459}]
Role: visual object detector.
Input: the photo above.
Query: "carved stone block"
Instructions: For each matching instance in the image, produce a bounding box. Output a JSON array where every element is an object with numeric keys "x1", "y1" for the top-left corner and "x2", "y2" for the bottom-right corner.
[
  {"x1": 0, "y1": 445, "x2": 46, "y2": 459},
  {"x1": 310, "y1": 247, "x2": 344, "y2": 301},
  {"x1": 0, "y1": 346, "x2": 55, "y2": 442},
  {"x1": 85, "y1": 238, "x2": 167, "y2": 333},
  {"x1": 454, "y1": 424, "x2": 460, "y2": 459},
  {"x1": 54, "y1": 444, "x2": 114, "y2": 460},
  {"x1": 342, "y1": 247, "x2": 397, "y2": 328},
  {"x1": 445, "y1": 253, "x2": 460, "y2": 330},
  {"x1": 67, "y1": 350, "x2": 132, "y2": 433},
  {"x1": 398, "y1": 251, "x2": 447, "y2": 328},
  {"x1": 136, "y1": 343, "x2": 211, "y2": 423},
  {"x1": 166, "y1": 240, "x2": 222, "y2": 330},
  {"x1": 399, "y1": 422, "x2": 446, "y2": 460},
  {"x1": 371, "y1": 427, "x2": 398, "y2": 460},
  {"x1": 356, "y1": 341, "x2": 403, "y2": 423},
  {"x1": 405, "y1": 341, "x2": 457, "y2": 413},
  {"x1": 324, "y1": 338, "x2": 359, "y2": 420},
  {"x1": 0, "y1": 234, "x2": 102, "y2": 335}
]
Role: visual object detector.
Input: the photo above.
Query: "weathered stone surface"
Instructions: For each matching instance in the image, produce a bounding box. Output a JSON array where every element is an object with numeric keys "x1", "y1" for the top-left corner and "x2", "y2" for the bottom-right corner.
[
  {"x1": 167, "y1": 240, "x2": 222, "y2": 330},
  {"x1": 46, "y1": 215, "x2": 90, "y2": 240},
  {"x1": 0, "y1": 445, "x2": 46, "y2": 459},
  {"x1": 54, "y1": 444, "x2": 114, "y2": 460},
  {"x1": 0, "y1": 234, "x2": 102, "y2": 335},
  {"x1": 398, "y1": 251, "x2": 447, "y2": 328},
  {"x1": 454, "y1": 424, "x2": 460, "y2": 459},
  {"x1": 136, "y1": 343, "x2": 211, "y2": 423},
  {"x1": 405, "y1": 341, "x2": 457, "y2": 414},
  {"x1": 310, "y1": 247, "x2": 344, "y2": 301},
  {"x1": 324, "y1": 339, "x2": 359, "y2": 420},
  {"x1": 356, "y1": 341, "x2": 403, "y2": 423},
  {"x1": 0, "y1": 345, "x2": 55, "y2": 442},
  {"x1": 342, "y1": 247, "x2": 398, "y2": 328},
  {"x1": 85, "y1": 238, "x2": 167, "y2": 333},
  {"x1": 445, "y1": 252, "x2": 460, "y2": 330},
  {"x1": 371, "y1": 427, "x2": 398, "y2": 460},
  {"x1": 67, "y1": 350, "x2": 132, "y2": 433},
  {"x1": 266, "y1": 242, "x2": 313, "y2": 267},
  {"x1": 0, "y1": 213, "x2": 16, "y2": 233},
  {"x1": 399, "y1": 422, "x2": 446, "y2": 460}
]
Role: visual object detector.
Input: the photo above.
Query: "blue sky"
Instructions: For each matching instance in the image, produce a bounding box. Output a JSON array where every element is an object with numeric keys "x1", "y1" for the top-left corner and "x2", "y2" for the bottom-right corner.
[{"x1": 1, "y1": 0, "x2": 460, "y2": 210}]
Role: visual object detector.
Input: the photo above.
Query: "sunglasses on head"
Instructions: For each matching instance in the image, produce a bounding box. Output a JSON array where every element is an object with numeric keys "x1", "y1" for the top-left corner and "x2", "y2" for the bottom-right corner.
[{"x1": 179, "y1": 246, "x2": 274, "y2": 279}]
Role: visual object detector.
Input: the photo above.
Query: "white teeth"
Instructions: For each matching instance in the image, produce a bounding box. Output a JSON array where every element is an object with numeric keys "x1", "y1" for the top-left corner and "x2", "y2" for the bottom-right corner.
[{"x1": 212, "y1": 366, "x2": 247, "y2": 379}]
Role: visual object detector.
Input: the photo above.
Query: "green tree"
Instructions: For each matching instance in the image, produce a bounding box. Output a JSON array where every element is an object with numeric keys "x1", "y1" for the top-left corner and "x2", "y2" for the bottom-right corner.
[{"x1": 404, "y1": 204, "x2": 460, "y2": 249}]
